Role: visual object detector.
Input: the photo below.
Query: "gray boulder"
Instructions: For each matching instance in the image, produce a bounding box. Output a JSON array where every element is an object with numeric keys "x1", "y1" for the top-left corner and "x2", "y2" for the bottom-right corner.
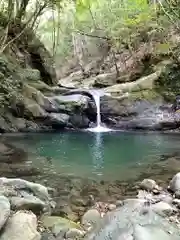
[
  {"x1": 0, "y1": 177, "x2": 49, "y2": 201},
  {"x1": 0, "y1": 211, "x2": 41, "y2": 240},
  {"x1": 10, "y1": 195, "x2": 46, "y2": 214},
  {"x1": 151, "y1": 201, "x2": 176, "y2": 217},
  {"x1": 0, "y1": 196, "x2": 10, "y2": 231},
  {"x1": 84, "y1": 199, "x2": 180, "y2": 240},
  {"x1": 133, "y1": 224, "x2": 179, "y2": 240},
  {"x1": 170, "y1": 173, "x2": 180, "y2": 192},
  {"x1": 81, "y1": 209, "x2": 101, "y2": 227},
  {"x1": 140, "y1": 179, "x2": 157, "y2": 191}
]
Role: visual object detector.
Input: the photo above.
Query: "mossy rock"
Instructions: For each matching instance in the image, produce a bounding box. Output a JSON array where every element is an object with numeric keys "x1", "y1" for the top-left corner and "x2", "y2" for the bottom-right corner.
[
  {"x1": 23, "y1": 84, "x2": 46, "y2": 106},
  {"x1": 155, "y1": 62, "x2": 180, "y2": 101},
  {"x1": 20, "y1": 69, "x2": 41, "y2": 82},
  {"x1": 41, "y1": 216, "x2": 82, "y2": 230},
  {"x1": 128, "y1": 90, "x2": 161, "y2": 101}
]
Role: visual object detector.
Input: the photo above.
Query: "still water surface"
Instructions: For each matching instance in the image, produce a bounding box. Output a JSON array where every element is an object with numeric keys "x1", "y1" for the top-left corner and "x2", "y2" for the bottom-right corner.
[{"x1": 5, "y1": 131, "x2": 180, "y2": 180}]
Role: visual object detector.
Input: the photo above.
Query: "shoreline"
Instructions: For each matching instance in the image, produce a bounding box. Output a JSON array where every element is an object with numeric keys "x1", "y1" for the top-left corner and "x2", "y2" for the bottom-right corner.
[{"x1": 0, "y1": 140, "x2": 180, "y2": 239}]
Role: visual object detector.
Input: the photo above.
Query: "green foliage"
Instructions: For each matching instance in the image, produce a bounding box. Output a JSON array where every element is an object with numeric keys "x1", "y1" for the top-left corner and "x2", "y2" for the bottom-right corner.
[
  {"x1": 0, "y1": 55, "x2": 23, "y2": 108},
  {"x1": 37, "y1": 0, "x2": 158, "y2": 64},
  {"x1": 155, "y1": 62, "x2": 180, "y2": 100}
]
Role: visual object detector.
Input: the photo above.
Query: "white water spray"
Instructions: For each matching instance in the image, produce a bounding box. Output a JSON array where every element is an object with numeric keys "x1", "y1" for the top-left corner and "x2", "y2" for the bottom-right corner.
[{"x1": 88, "y1": 89, "x2": 112, "y2": 132}]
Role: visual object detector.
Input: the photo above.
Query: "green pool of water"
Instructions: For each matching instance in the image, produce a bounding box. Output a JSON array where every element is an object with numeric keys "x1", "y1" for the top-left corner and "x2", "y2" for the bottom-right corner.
[{"x1": 5, "y1": 131, "x2": 180, "y2": 180}]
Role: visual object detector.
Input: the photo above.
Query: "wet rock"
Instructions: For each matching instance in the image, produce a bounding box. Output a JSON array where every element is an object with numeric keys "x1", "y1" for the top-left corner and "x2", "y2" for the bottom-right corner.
[
  {"x1": 0, "y1": 196, "x2": 10, "y2": 231},
  {"x1": 81, "y1": 209, "x2": 101, "y2": 227},
  {"x1": 69, "y1": 114, "x2": 90, "y2": 128},
  {"x1": 0, "y1": 211, "x2": 40, "y2": 240},
  {"x1": 10, "y1": 196, "x2": 45, "y2": 214},
  {"x1": 140, "y1": 179, "x2": 157, "y2": 191},
  {"x1": 169, "y1": 172, "x2": 180, "y2": 192}
]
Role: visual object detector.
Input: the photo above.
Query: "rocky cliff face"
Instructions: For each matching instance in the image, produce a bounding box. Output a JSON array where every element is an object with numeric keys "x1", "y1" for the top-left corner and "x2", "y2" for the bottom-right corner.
[
  {"x1": 0, "y1": 23, "x2": 99, "y2": 132},
  {"x1": 1, "y1": 20, "x2": 180, "y2": 132}
]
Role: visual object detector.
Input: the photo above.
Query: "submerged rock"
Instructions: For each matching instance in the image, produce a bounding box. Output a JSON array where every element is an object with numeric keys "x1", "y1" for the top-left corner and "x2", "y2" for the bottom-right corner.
[{"x1": 0, "y1": 142, "x2": 27, "y2": 163}]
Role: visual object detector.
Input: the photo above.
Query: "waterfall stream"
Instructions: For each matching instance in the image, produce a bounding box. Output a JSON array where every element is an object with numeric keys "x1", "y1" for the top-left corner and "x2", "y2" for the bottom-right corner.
[{"x1": 88, "y1": 89, "x2": 112, "y2": 132}]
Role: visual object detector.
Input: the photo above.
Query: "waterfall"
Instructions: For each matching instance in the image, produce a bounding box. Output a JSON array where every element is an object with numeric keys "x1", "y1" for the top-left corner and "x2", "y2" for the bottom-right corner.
[
  {"x1": 88, "y1": 89, "x2": 112, "y2": 132},
  {"x1": 93, "y1": 94, "x2": 101, "y2": 128}
]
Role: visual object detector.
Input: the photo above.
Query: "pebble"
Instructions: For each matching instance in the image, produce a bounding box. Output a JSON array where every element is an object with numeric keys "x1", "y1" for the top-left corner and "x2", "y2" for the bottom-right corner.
[
  {"x1": 65, "y1": 228, "x2": 85, "y2": 239},
  {"x1": 108, "y1": 204, "x2": 116, "y2": 211},
  {"x1": 115, "y1": 200, "x2": 123, "y2": 207}
]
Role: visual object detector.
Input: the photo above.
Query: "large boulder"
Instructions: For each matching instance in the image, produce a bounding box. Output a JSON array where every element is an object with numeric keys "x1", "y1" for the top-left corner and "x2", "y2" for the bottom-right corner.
[
  {"x1": 0, "y1": 196, "x2": 10, "y2": 231},
  {"x1": 22, "y1": 84, "x2": 59, "y2": 113},
  {"x1": 104, "y1": 71, "x2": 160, "y2": 96},
  {"x1": 10, "y1": 195, "x2": 46, "y2": 214},
  {"x1": 169, "y1": 172, "x2": 180, "y2": 192},
  {"x1": 133, "y1": 224, "x2": 178, "y2": 240},
  {"x1": 52, "y1": 94, "x2": 90, "y2": 113},
  {"x1": 46, "y1": 113, "x2": 70, "y2": 129},
  {"x1": 0, "y1": 211, "x2": 41, "y2": 240},
  {"x1": 0, "y1": 177, "x2": 49, "y2": 201},
  {"x1": 100, "y1": 94, "x2": 179, "y2": 131},
  {"x1": 84, "y1": 200, "x2": 180, "y2": 240}
]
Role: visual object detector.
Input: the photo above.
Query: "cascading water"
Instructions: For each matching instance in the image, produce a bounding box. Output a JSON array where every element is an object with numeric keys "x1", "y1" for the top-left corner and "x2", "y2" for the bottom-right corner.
[{"x1": 88, "y1": 89, "x2": 112, "y2": 132}]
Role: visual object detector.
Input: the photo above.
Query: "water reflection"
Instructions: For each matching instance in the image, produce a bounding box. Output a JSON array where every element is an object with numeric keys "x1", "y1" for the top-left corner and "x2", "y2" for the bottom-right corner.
[
  {"x1": 3, "y1": 131, "x2": 180, "y2": 180},
  {"x1": 91, "y1": 132, "x2": 104, "y2": 175}
]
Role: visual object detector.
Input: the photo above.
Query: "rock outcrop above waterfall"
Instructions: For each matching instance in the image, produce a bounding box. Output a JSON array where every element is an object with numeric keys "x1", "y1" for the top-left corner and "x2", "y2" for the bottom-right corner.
[
  {"x1": 0, "y1": 55, "x2": 96, "y2": 132},
  {"x1": 57, "y1": 59, "x2": 180, "y2": 132}
]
